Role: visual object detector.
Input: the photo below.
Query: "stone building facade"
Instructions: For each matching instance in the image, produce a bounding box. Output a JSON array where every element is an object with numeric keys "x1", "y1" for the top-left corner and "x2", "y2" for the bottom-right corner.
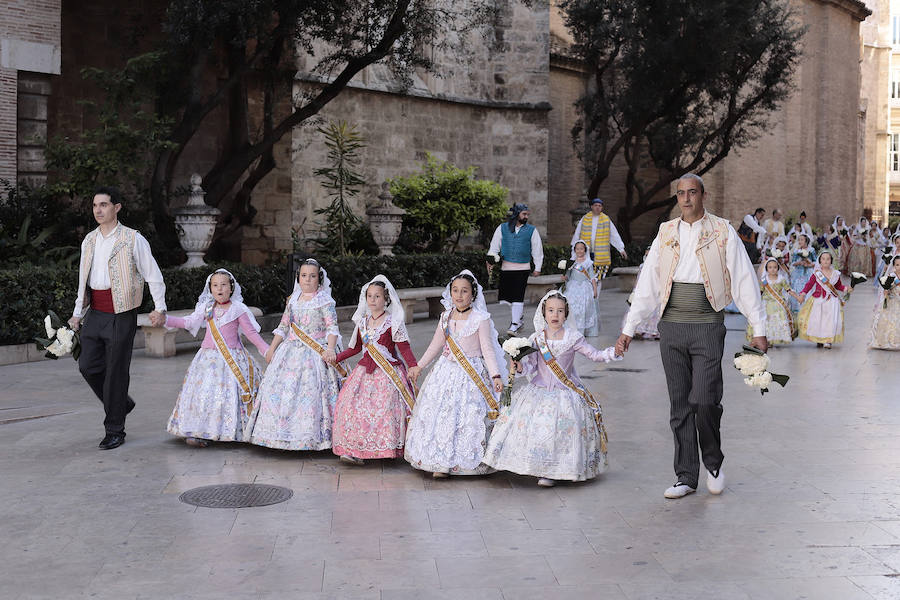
[
  {"x1": 0, "y1": 0, "x2": 61, "y2": 186},
  {"x1": 860, "y1": 0, "x2": 891, "y2": 225}
]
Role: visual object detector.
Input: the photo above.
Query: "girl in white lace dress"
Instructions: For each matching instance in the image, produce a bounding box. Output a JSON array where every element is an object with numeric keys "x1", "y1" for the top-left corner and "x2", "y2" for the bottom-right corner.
[
  {"x1": 564, "y1": 241, "x2": 600, "y2": 336},
  {"x1": 247, "y1": 259, "x2": 342, "y2": 450},
  {"x1": 405, "y1": 270, "x2": 506, "y2": 477},
  {"x1": 483, "y1": 291, "x2": 621, "y2": 487}
]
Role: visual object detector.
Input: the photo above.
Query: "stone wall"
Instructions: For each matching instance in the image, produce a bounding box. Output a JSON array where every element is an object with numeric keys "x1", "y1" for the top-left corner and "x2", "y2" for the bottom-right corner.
[
  {"x1": 859, "y1": 0, "x2": 890, "y2": 224},
  {"x1": 0, "y1": 0, "x2": 61, "y2": 183}
]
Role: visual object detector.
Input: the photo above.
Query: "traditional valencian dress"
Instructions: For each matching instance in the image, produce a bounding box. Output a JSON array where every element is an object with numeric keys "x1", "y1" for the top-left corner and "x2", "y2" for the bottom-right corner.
[
  {"x1": 247, "y1": 268, "x2": 343, "y2": 450},
  {"x1": 847, "y1": 226, "x2": 876, "y2": 277},
  {"x1": 483, "y1": 291, "x2": 621, "y2": 482},
  {"x1": 870, "y1": 268, "x2": 900, "y2": 350},
  {"x1": 404, "y1": 270, "x2": 506, "y2": 475},
  {"x1": 796, "y1": 256, "x2": 847, "y2": 345},
  {"x1": 332, "y1": 276, "x2": 417, "y2": 460},
  {"x1": 748, "y1": 261, "x2": 795, "y2": 346},
  {"x1": 788, "y1": 245, "x2": 816, "y2": 313},
  {"x1": 564, "y1": 257, "x2": 601, "y2": 336},
  {"x1": 165, "y1": 269, "x2": 269, "y2": 443}
]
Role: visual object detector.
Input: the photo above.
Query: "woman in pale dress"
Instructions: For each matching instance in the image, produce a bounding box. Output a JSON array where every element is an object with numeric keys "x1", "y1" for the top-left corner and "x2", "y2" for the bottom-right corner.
[
  {"x1": 405, "y1": 270, "x2": 506, "y2": 477},
  {"x1": 564, "y1": 241, "x2": 601, "y2": 336},
  {"x1": 790, "y1": 251, "x2": 849, "y2": 349},
  {"x1": 847, "y1": 219, "x2": 876, "y2": 277},
  {"x1": 870, "y1": 255, "x2": 900, "y2": 350},
  {"x1": 483, "y1": 291, "x2": 621, "y2": 487},
  {"x1": 164, "y1": 269, "x2": 269, "y2": 447},
  {"x1": 248, "y1": 259, "x2": 342, "y2": 450}
]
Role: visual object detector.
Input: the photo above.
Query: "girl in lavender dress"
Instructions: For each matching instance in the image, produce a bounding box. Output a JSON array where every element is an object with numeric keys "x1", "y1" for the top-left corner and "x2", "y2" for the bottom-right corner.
[
  {"x1": 164, "y1": 269, "x2": 269, "y2": 447},
  {"x1": 247, "y1": 259, "x2": 343, "y2": 450},
  {"x1": 564, "y1": 241, "x2": 601, "y2": 336},
  {"x1": 405, "y1": 270, "x2": 506, "y2": 477},
  {"x1": 483, "y1": 291, "x2": 621, "y2": 487}
]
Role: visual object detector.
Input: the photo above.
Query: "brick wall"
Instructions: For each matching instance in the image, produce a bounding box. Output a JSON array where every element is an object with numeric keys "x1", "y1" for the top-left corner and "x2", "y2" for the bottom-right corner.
[{"x1": 0, "y1": 68, "x2": 15, "y2": 182}]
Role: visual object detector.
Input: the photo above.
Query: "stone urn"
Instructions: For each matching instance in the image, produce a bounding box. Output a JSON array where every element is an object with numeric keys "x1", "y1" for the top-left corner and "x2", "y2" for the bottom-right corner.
[
  {"x1": 174, "y1": 174, "x2": 221, "y2": 269},
  {"x1": 366, "y1": 182, "x2": 406, "y2": 256}
]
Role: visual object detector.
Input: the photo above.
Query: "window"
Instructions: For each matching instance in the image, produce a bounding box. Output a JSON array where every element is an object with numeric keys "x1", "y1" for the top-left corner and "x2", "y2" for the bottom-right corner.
[
  {"x1": 893, "y1": 71, "x2": 900, "y2": 99},
  {"x1": 891, "y1": 134, "x2": 900, "y2": 172},
  {"x1": 893, "y1": 16, "x2": 900, "y2": 45}
]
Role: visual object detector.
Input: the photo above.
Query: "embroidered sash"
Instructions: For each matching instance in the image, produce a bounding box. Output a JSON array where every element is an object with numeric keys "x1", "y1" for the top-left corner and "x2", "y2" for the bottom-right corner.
[
  {"x1": 207, "y1": 316, "x2": 256, "y2": 414},
  {"x1": 290, "y1": 322, "x2": 348, "y2": 378},
  {"x1": 763, "y1": 282, "x2": 794, "y2": 333},
  {"x1": 440, "y1": 311, "x2": 500, "y2": 420},
  {"x1": 360, "y1": 328, "x2": 416, "y2": 413},
  {"x1": 536, "y1": 333, "x2": 607, "y2": 454},
  {"x1": 814, "y1": 270, "x2": 845, "y2": 306}
]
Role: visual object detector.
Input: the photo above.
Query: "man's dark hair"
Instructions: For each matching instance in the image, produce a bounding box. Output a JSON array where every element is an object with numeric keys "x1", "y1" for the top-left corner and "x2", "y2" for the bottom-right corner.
[
  {"x1": 94, "y1": 186, "x2": 124, "y2": 206},
  {"x1": 754, "y1": 207, "x2": 765, "y2": 216},
  {"x1": 800, "y1": 211, "x2": 807, "y2": 218}
]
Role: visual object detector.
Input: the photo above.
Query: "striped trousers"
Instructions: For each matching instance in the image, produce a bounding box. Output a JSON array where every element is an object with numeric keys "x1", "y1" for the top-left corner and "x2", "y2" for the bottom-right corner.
[{"x1": 657, "y1": 320, "x2": 726, "y2": 489}]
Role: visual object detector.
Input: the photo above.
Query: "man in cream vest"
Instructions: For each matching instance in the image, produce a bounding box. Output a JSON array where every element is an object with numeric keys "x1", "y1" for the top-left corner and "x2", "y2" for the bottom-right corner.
[
  {"x1": 69, "y1": 187, "x2": 167, "y2": 450},
  {"x1": 616, "y1": 174, "x2": 767, "y2": 499}
]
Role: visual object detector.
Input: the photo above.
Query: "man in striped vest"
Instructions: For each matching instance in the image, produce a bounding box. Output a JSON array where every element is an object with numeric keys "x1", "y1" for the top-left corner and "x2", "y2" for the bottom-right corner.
[
  {"x1": 616, "y1": 174, "x2": 767, "y2": 500},
  {"x1": 68, "y1": 187, "x2": 167, "y2": 450},
  {"x1": 570, "y1": 198, "x2": 627, "y2": 278}
]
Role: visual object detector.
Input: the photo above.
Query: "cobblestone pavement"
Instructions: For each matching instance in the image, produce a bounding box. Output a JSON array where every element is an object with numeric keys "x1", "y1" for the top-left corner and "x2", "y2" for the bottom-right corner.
[{"x1": 2, "y1": 284, "x2": 900, "y2": 599}]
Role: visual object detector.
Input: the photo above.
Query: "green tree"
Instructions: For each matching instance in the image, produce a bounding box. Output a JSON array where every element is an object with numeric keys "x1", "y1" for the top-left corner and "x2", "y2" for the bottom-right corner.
[
  {"x1": 563, "y1": 0, "x2": 803, "y2": 241},
  {"x1": 313, "y1": 120, "x2": 368, "y2": 256},
  {"x1": 390, "y1": 153, "x2": 508, "y2": 252}
]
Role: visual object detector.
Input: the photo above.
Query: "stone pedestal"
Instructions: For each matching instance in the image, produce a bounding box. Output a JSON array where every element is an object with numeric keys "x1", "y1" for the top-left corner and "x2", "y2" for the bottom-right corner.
[
  {"x1": 615, "y1": 266, "x2": 641, "y2": 292},
  {"x1": 366, "y1": 182, "x2": 406, "y2": 256},
  {"x1": 174, "y1": 174, "x2": 220, "y2": 269}
]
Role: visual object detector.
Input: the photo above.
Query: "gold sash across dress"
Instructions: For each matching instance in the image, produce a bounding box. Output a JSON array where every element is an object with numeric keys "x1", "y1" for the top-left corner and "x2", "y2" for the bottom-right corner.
[
  {"x1": 440, "y1": 312, "x2": 500, "y2": 420},
  {"x1": 360, "y1": 328, "x2": 416, "y2": 414},
  {"x1": 815, "y1": 270, "x2": 845, "y2": 305},
  {"x1": 207, "y1": 316, "x2": 256, "y2": 414},
  {"x1": 536, "y1": 333, "x2": 607, "y2": 454},
  {"x1": 763, "y1": 281, "x2": 794, "y2": 335},
  {"x1": 290, "y1": 322, "x2": 348, "y2": 377}
]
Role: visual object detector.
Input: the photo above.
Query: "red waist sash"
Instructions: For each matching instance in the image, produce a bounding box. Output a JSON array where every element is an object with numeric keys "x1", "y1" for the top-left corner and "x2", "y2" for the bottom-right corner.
[{"x1": 89, "y1": 288, "x2": 115, "y2": 313}]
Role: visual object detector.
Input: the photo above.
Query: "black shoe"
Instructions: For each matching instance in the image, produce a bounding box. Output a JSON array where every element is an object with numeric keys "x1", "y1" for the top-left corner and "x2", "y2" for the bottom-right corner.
[
  {"x1": 98, "y1": 434, "x2": 125, "y2": 450},
  {"x1": 126, "y1": 398, "x2": 136, "y2": 415}
]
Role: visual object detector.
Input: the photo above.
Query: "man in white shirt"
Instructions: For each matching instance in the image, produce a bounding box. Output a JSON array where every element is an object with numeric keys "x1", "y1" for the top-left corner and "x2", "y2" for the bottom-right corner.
[
  {"x1": 797, "y1": 211, "x2": 813, "y2": 239},
  {"x1": 616, "y1": 174, "x2": 767, "y2": 500},
  {"x1": 569, "y1": 198, "x2": 627, "y2": 278},
  {"x1": 487, "y1": 203, "x2": 543, "y2": 333},
  {"x1": 738, "y1": 207, "x2": 767, "y2": 263},
  {"x1": 69, "y1": 187, "x2": 167, "y2": 450},
  {"x1": 763, "y1": 209, "x2": 785, "y2": 247}
]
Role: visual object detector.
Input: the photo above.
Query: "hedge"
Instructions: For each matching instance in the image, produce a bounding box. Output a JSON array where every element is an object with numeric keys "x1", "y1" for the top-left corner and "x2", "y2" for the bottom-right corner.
[{"x1": 0, "y1": 244, "x2": 638, "y2": 346}]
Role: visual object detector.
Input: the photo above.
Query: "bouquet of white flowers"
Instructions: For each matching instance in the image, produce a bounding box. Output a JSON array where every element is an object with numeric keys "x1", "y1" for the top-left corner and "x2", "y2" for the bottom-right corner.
[
  {"x1": 732, "y1": 345, "x2": 788, "y2": 396},
  {"x1": 498, "y1": 334, "x2": 538, "y2": 405},
  {"x1": 486, "y1": 252, "x2": 500, "y2": 284},
  {"x1": 557, "y1": 259, "x2": 567, "y2": 270},
  {"x1": 850, "y1": 272, "x2": 868, "y2": 288},
  {"x1": 879, "y1": 274, "x2": 897, "y2": 309},
  {"x1": 34, "y1": 310, "x2": 81, "y2": 360},
  {"x1": 799, "y1": 248, "x2": 810, "y2": 258},
  {"x1": 767, "y1": 248, "x2": 783, "y2": 259}
]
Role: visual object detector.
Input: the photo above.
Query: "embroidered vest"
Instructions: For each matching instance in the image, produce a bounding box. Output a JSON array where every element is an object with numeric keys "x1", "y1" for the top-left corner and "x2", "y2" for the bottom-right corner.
[
  {"x1": 80, "y1": 225, "x2": 145, "y2": 313},
  {"x1": 500, "y1": 223, "x2": 535, "y2": 263},
  {"x1": 656, "y1": 213, "x2": 733, "y2": 312},
  {"x1": 579, "y1": 213, "x2": 612, "y2": 267}
]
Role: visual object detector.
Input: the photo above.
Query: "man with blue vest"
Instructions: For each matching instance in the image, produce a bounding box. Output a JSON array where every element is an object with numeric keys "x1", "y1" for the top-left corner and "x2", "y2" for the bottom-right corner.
[{"x1": 487, "y1": 203, "x2": 544, "y2": 333}]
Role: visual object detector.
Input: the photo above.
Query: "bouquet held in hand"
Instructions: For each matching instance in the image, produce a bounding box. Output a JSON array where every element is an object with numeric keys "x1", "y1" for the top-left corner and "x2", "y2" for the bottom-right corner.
[
  {"x1": 879, "y1": 274, "x2": 897, "y2": 309},
  {"x1": 498, "y1": 334, "x2": 538, "y2": 405},
  {"x1": 733, "y1": 345, "x2": 788, "y2": 396},
  {"x1": 35, "y1": 310, "x2": 81, "y2": 360}
]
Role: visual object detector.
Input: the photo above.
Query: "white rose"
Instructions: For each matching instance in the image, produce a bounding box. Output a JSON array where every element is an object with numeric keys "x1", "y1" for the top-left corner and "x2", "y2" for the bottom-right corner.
[
  {"x1": 851, "y1": 272, "x2": 866, "y2": 279},
  {"x1": 488, "y1": 252, "x2": 500, "y2": 263},
  {"x1": 770, "y1": 249, "x2": 782, "y2": 258},
  {"x1": 733, "y1": 353, "x2": 769, "y2": 376},
  {"x1": 56, "y1": 327, "x2": 74, "y2": 346},
  {"x1": 800, "y1": 249, "x2": 809, "y2": 257},
  {"x1": 47, "y1": 340, "x2": 65, "y2": 357},
  {"x1": 502, "y1": 337, "x2": 531, "y2": 355},
  {"x1": 881, "y1": 274, "x2": 889, "y2": 285},
  {"x1": 557, "y1": 260, "x2": 567, "y2": 270},
  {"x1": 44, "y1": 315, "x2": 54, "y2": 339},
  {"x1": 748, "y1": 371, "x2": 773, "y2": 388}
]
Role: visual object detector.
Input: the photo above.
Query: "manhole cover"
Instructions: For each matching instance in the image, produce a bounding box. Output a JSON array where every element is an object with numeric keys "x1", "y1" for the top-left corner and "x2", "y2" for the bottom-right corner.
[
  {"x1": 605, "y1": 367, "x2": 648, "y2": 373},
  {"x1": 179, "y1": 483, "x2": 293, "y2": 508}
]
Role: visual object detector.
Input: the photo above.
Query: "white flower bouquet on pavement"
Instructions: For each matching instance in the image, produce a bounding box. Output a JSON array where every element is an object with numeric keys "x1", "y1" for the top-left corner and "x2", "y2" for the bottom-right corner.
[
  {"x1": 34, "y1": 310, "x2": 81, "y2": 360},
  {"x1": 733, "y1": 345, "x2": 788, "y2": 396},
  {"x1": 498, "y1": 334, "x2": 538, "y2": 406}
]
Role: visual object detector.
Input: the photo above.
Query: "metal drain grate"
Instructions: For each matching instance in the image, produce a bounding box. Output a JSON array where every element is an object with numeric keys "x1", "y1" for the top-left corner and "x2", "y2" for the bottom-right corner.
[{"x1": 179, "y1": 483, "x2": 293, "y2": 508}]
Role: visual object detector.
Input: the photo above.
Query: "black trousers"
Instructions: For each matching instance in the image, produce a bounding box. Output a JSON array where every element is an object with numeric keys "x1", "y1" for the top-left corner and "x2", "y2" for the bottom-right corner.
[
  {"x1": 498, "y1": 269, "x2": 530, "y2": 303},
  {"x1": 657, "y1": 320, "x2": 726, "y2": 489},
  {"x1": 742, "y1": 239, "x2": 760, "y2": 264},
  {"x1": 78, "y1": 309, "x2": 137, "y2": 435}
]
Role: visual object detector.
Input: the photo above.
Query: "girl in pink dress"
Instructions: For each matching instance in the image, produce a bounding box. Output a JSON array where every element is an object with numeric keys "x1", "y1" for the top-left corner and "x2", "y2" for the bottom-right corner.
[
  {"x1": 330, "y1": 275, "x2": 418, "y2": 464},
  {"x1": 163, "y1": 269, "x2": 269, "y2": 447}
]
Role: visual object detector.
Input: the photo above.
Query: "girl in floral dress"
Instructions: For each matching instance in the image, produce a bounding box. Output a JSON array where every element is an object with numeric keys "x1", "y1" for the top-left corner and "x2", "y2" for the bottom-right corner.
[
  {"x1": 405, "y1": 270, "x2": 506, "y2": 477},
  {"x1": 247, "y1": 259, "x2": 342, "y2": 450},
  {"x1": 870, "y1": 255, "x2": 900, "y2": 350},
  {"x1": 791, "y1": 251, "x2": 849, "y2": 350},
  {"x1": 788, "y1": 234, "x2": 816, "y2": 313},
  {"x1": 747, "y1": 259, "x2": 795, "y2": 346},
  {"x1": 483, "y1": 291, "x2": 621, "y2": 487},
  {"x1": 848, "y1": 222, "x2": 876, "y2": 277},
  {"x1": 331, "y1": 275, "x2": 418, "y2": 465},
  {"x1": 164, "y1": 269, "x2": 269, "y2": 447},
  {"x1": 564, "y1": 241, "x2": 600, "y2": 336}
]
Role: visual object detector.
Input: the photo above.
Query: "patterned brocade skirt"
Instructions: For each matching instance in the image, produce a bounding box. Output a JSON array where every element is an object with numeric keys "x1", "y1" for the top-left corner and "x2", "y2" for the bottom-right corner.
[
  {"x1": 167, "y1": 348, "x2": 260, "y2": 442},
  {"x1": 797, "y1": 296, "x2": 844, "y2": 344},
  {"x1": 870, "y1": 296, "x2": 900, "y2": 350},
  {"x1": 332, "y1": 365, "x2": 410, "y2": 459}
]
